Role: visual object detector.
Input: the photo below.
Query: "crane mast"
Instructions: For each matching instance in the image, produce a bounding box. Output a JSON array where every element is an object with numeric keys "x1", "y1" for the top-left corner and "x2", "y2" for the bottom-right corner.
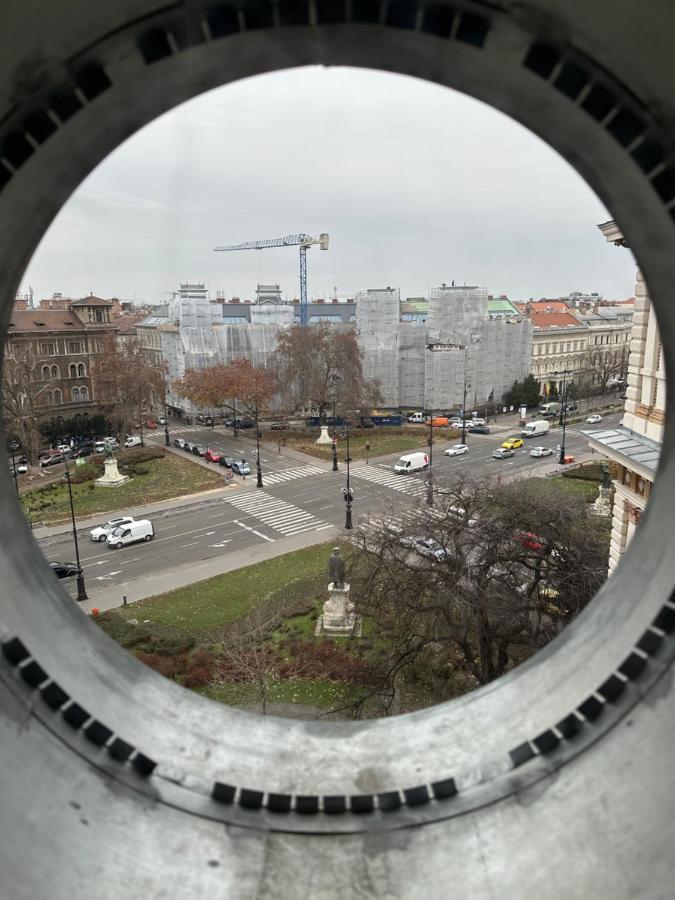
[{"x1": 213, "y1": 232, "x2": 329, "y2": 326}]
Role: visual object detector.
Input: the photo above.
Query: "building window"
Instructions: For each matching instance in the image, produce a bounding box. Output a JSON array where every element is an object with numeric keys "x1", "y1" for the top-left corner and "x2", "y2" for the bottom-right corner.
[
  {"x1": 77, "y1": 363, "x2": 86, "y2": 377},
  {"x1": 69, "y1": 363, "x2": 77, "y2": 378},
  {"x1": 40, "y1": 342, "x2": 56, "y2": 355},
  {"x1": 95, "y1": 309, "x2": 104, "y2": 323},
  {"x1": 67, "y1": 340, "x2": 83, "y2": 354},
  {"x1": 53, "y1": 389, "x2": 62, "y2": 404},
  {"x1": 72, "y1": 387, "x2": 80, "y2": 402},
  {"x1": 622, "y1": 468, "x2": 632, "y2": 487},
  {"x1": 42, "y1": 365, "x2": 50, "y2": 380},
  {"x1": 80, "y1": 385, "x2": 88, "y2": 400},
  {"x1": 50, "y1": 365, "x2": 59, "y2": 379},
  {"x1": 45, "y1": 390, "x2": 53, "y2": 405}
]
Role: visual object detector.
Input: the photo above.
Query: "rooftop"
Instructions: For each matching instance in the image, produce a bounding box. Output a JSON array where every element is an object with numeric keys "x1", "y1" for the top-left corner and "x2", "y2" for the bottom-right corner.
[
  {"x1": 530, "y1": 311, "x2": 584, "y2": 329},
  {"x1": 584, "y1": 426, "x2": 660, "y2": 477},
  {"x1": 70, "y1": 295, "x2": 113, "y2": 307},
  {"x1": 8, "y1": 310, "x2": 87, "y2": 332}
]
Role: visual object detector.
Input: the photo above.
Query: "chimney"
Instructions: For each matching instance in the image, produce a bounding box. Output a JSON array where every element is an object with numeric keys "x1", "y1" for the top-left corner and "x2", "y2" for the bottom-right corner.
[
  {"x1": 231, "y1": 297, "x2": 240, "y2": 304},
  {"x1": 316, "y1": 298, "x2": 324, "y2": 304},
  {"x1": 332, "y1": 298, "x2": 339, "y2": 303}
]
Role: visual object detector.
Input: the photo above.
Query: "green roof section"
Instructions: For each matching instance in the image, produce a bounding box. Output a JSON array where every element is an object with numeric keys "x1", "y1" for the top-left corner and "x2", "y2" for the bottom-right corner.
[{"x1": 488, "y1": 298, "x2": 520, "y2": 315}]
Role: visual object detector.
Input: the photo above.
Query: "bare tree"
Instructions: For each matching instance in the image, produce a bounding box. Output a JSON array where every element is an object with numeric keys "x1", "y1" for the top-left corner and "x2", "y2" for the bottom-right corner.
[
  {"x1": 91, "y1": 334, "x2": 166, "y2": 443},
  {"x1": 275, "y1": 324, "x2": 381, "y2": 420},
  {"x1": 582, "y1": 346, "x2": 629, "y2": 394},
  {"x1": 347, "y1": 474, "x2": 609, "y2": 702},
  {"x1": 220, "y1": 598, "x2": 285, "y2": 715},
  {"x1": 2, "y1": 342, "x2": 44, "y2": 464}
]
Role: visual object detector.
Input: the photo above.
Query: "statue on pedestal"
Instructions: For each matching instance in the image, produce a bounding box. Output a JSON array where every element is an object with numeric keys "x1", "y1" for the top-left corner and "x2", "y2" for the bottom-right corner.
[
  {"x1": 329, "y1": 547, "x2": 345, "y2": 588},
  {"x1": 316, "y1": 546, "x2": 360, "y2": 637}
]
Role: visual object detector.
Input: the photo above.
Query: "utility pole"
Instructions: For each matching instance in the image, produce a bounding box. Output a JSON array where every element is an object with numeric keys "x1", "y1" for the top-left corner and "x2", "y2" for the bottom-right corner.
[
  {"x1": 255, "y1": 404, "x2": 263, "y2": 489},
  {"x1": 461, "y1": 348, "x2": 468, "y2": 445},
  {"x1": 426, "y1": 410, "x2": 434, "y2": 507},
  {"x1": 343, "y1": 421, "x2": 353, "y2": 529},
  {"x1": 557, "y1": 369, "x2": 571, "y2": 465},
  {"x1": 164, "y1": 400, "x2": 170, "y2": 448}
]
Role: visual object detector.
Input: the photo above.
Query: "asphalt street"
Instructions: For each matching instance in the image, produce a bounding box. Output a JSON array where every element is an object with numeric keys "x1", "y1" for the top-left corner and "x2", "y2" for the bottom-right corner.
[{"x1": 38, "y1": 413, "x2": 621, "y2": 609}]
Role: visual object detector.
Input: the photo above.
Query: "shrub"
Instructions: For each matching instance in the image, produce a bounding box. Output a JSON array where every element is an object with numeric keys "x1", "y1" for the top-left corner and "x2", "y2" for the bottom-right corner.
[
  {"x1": 117, "y1": 447, "x2": 165, "y2": 464},
  {"x1": 136, "y1": 651, "x2": 188, "y2": 679},
  {"x1": 184, "y1": 650, "x2": 215, "y2": 688}
]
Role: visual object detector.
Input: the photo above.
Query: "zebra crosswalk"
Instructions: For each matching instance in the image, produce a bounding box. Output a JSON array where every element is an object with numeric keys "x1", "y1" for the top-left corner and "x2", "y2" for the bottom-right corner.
[
  {"x1": 262, "y1": 465, "x2": 326, "y2": 485},
  {"x1": 350, "y1": 464, "x2": 428, "y2": 497},
  {"x1": 226, "y1": 491, "x2": 333, "y2": 536}
]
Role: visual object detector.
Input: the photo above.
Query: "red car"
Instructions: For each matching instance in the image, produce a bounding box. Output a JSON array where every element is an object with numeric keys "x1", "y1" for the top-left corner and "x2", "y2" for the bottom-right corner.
[
  {"x1": 517, "y1": 532, "x2": 544, "y2": 552},
  {"x1": 204, "y1": 449, "x2": 222, "y2": 463}
]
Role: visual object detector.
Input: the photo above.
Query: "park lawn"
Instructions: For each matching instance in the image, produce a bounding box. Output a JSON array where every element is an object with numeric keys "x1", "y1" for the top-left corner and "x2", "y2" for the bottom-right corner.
[
  {"x1": 261, "y1": 426, "x2": 460, "y2": 462},
  {"x1": 196, "y1": 678, "x2": 355, "y2": 712},
  {"x1": 21, "y1": 452, "x2": 223, "y2": 525},
  {"x1": 108, "y1": 541, "x2": 336, "y2": 634}
]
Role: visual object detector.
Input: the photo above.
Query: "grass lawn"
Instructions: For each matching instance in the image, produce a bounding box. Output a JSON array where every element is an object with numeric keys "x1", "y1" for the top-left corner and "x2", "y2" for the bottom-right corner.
[
  {"x1": 22, "y1": 451, "x2": 223, "y2": 525},
  {"x1": 105, "y1": 541, "x2": 336, "y2": 635},
  {"x1": 261, "y1": 426, "x2": 460, "y2": 462}
]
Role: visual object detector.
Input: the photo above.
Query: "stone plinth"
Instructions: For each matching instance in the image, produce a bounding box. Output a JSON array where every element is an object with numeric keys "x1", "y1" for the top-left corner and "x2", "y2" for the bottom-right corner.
[
  {"x1": 316, "y1": 425, "x2": 332, "y2": 445},
  {"x1": 315, "y1": 582, "x2": 361, "y2": 636},
  {"x1": 95, "y1": 457, "x2": 130, "y2": 488},
  {"x1": 591, "y1": 484, "x2": 612, "y2": 517}
]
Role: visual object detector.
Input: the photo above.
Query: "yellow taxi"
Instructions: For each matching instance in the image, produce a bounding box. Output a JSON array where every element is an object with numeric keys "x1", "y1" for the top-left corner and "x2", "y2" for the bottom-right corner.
[{"x1": 501, "y1": 437, "x2": 524, "y2": 450}]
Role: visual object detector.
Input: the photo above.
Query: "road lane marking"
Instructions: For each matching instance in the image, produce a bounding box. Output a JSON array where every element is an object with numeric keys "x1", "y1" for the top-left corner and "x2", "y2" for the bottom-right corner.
[{"x1": 234, "y1": 520, "x2": 275, "y2": 542}]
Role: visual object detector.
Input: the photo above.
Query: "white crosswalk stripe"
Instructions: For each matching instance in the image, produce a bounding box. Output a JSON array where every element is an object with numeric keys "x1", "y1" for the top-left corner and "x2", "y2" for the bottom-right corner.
[
  {"x1": 262, "y1": 465, "x2": 326, "y2": 485},
  {"x1": 350, "y1": 464, "x2": 428, "y2": 496},
  {"x1": 226, "y1": 491, "x2": 331, "y2": 536}
]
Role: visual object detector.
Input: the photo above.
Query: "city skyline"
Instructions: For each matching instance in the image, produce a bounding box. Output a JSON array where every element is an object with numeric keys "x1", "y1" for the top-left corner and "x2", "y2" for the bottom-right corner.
[{"x1": 21, "y1": 66, "x2": 637, "y2": 305}]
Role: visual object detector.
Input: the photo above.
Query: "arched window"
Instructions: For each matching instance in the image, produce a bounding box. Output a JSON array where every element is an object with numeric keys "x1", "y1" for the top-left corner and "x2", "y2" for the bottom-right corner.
[
  {"x1": 51, "y1": 365, "x2": 59, "y2": 379},
  {"x1": 72, "y1": 387, "x2": 80, "y2": 402},
  {"x1": 45, "y1": 390, "x2": 53, "y2": 405},
  {"x1": 53, "y1": 389, "x2": 62, "y2": 404},
  {"x1": 77, "y1": 363, "x2": 86, "y2": 377},
  {"x1": 42, "y1": 366, "x2": 50, "y2": 380},
  {"x1": 69, "y1": 363, "x2": 77, "y2": 378},
  {"x1": 79, "y1": 385, "x2": 88, "y2": 400}
]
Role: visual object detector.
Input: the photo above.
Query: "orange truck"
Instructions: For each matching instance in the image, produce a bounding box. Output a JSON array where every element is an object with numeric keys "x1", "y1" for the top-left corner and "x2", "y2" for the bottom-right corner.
[{"x1": 431, "y1": 416, "x2": 449, "y2": 427}]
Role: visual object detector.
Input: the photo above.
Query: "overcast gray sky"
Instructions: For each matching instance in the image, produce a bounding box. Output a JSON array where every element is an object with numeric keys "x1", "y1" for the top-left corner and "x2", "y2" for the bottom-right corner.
[{"x1": 22, "y1": 66, "x2": 637, "y2": 305}]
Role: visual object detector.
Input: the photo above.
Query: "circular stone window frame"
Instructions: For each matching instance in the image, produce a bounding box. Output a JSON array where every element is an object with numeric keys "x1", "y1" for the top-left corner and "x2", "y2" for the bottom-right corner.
[{"x1": 1, "y1": 1, "x2": 675, "y2": 836}]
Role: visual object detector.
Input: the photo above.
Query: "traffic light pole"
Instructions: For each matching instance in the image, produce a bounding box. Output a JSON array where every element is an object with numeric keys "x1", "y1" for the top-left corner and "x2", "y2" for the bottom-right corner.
[
  {"x1": 343, "y1": 422, "x2": 353, "y2": 529},
  {"x1": 64, "y1": 459, "x2": 88, "y2": 602}
]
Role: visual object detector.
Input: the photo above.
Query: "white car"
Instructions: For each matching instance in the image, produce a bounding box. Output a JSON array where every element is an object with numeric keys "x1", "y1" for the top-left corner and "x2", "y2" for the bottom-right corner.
[
  {"x1": 10, "y1": 463, "x2": 28, "y2": 475},
  {"x1": 586, "y1": 414, "x2": 603, "y2": 424},
  {"x1": 530, "y1": 446, "x2": 553, "y2": 458},
  {"x1": 90, "y1": 516, "x2": 135, "y2": 542},
  {"x1": 124, "y1": 435, "x2": 142, "y2": 448},
  {"x1": 444, "y1": 444, "x2": 468, "y2": 457}
]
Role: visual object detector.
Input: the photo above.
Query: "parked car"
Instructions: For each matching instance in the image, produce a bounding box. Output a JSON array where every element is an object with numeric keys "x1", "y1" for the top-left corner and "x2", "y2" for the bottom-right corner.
[
  {"x1": 217, "y1": 456, "x2": 234, "y2": 469},
  {"x1": 10, "y1": 463, "x2": 28, "y2": 475},
  {"x1": 183, "y1": 442, "x2": 195, "y2": 452},
  {"x1": 231, "y1": 460, "x2": 251, "y2": 476},
  {"x1": 586, "y1": 414, "x2": 603, "y2": 424},
  {"x1": 40, "y1": 453, "x2": 64, "y2": 467},
  {"x1": 174, "y1": 437, "x2": 187, "y2": 449},
  {"x1": 49, "y1": 561, "x2": 78, "y2": 579},
  {"x1": 56, "y1": 444, "x2": 71, "y2": 454},
  {"x1": 530, "y1": 446, "x2": 553, "y2": 458},
  {"x1": 157, "y1": 416, "x2": 167, "y2": 426},
  {"x1": 412, "y1": 537, "x2": 448, "y2": 561},
  {"x1": 106, "y1": 519, "x2": 154, "y2": 549},
  {"x1": 90, "y1": 516, "x2": 136, "y2": 542},
  {"x1": 192, "y1": 444, "x2": 207, "y2": 456},
  {"x1": 493, "y1": 447, "x2": 514, "y2": 459},
  {"x1": 238, "y1": 418, "x2": 255, "y2": 429},
  {"x1": 270, "y1": 421, "x2": 289, "y2": 430},
  {"x1": 502, "y1": 437, "x2": 524, "y2": 450},
  {"x1": 444, "y1": 444, "x2": 468, "y2": 457},
  {"x1": 145, "y1": 419, "x2": 157, "y2": 429},
  {"x1": 204, "y1": 449, "x2": 222, "y2": 463},
  {"x1": 94, "y1": 439, "x2": 119, "y2": 453},
  {"x1": 124, "y1": 436, "x2": 142, "y2": 448},
  {"x1": 468, "y1": 424, "x2": 490, "y2": 435},
  {"x1": 72, "y1": 446, "x2": 94, "y2": 459}
]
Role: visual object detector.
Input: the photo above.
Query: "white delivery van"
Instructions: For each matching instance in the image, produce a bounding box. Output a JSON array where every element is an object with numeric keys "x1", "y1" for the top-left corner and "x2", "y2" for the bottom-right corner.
[
  {"x1": 522, "y1": 420, "x2": 551, "y2": 438},
  {"x1": 407, "y1": 412, "x2": 425, "y2": 424},
  {"x1": 394, "y1": 452, "x2": 429, "y2": 474},
  {"x1": 107, "y1": 519, "x2": 154, "y2": 549}
]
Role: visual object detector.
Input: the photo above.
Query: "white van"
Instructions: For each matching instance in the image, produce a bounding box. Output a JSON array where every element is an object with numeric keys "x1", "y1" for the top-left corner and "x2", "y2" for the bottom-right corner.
[
  {"x1": 521, "y1": 420, "x2": 551, "y2": 438},
  {"x1": 407, "y1": 412, "x2": 425, "y2": 424},
  {"x1": 394, "y1": 452, "x2": 429, "y2": 474},
  {"x1": 106, "y1": 519, "x2": 154, "y2": 549}
]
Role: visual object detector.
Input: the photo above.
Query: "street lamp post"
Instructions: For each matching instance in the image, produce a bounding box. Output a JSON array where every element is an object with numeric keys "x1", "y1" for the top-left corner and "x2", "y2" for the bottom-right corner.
[
  {"x1": 9, "y1": 441, "x2": 19, "y2": 497},
  {"x1": 461, "y1": 348, "x2": 468, "y2": 445},
  {"x1": 64, "y1": 457, "x2": 88, "y2": 602},
  {"x1": 426, "y1": 410, "x2": 434, "y2": 507},
  {"x1": 255, "y1": 404, "x2": 263, "y2": 489},
  {"x1": 331, "y1": 393, "x2": 338, "y2": 472},
  {"x1": 164, "y1": 401, "x2": 170, "y2": 448},
  {"x1": 556, "y1": 370, "x2": 571, "y2": 465},
  {"x1": 343, "y1": 421, "x2": 353, "y2": 529}
]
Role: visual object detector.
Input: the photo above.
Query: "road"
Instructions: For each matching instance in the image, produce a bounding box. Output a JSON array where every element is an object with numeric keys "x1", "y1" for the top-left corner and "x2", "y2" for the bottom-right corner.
[{"x1": 38, "y1": 414, "x2": 621, "y2": 607}]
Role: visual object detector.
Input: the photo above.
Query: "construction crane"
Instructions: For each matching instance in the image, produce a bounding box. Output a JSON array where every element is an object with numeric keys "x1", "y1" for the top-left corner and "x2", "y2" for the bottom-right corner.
[{"x1": 213, "y1": 232, "x2": 329, "y2": 326}]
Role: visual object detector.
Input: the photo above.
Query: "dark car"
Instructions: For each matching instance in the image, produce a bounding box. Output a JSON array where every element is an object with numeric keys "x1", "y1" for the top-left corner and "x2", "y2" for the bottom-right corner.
[
  {"x1": 468, "y1": 424, "x2": 490, "y2": 434},
  {"x1": 192, "y1": 444, "x2": 207, "y2": 456},
  {"x1": 183, "y1": 441, "x2": 194, "y2": 452},
  {"x1": 40, "y1": 452, "x2": 64, "y2": 467},
  {"x1": 217, "y1": 455, "x2": 234, "y2": 468},
  {"x1": 270, "y1": 421, "x2": 289, "y2": 430},
  {"x1": 238, "y1": 418, "x2": 254, "y2": 429},
  {"x1": 49, "y1": 561, "x2": 78, "y2": 579},
  {"x1": 72, "y1": 445, "x2": 94, "y2": 459}
]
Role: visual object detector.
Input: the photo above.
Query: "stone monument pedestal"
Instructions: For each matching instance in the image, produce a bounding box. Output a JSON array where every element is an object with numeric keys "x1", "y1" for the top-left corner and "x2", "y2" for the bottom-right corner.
[
  {"x1": 591, "y1": 484, "x2": 612, "y2": 517},
  {"x1": 95, "y1": 457, "x2": 130, "y2": 488},
  {"x1": 316, "y1": 425, "x2": 332, "y2": 445},
  {"x1": 316, "y1": 582, "x2": 361, "y2": 636}
]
